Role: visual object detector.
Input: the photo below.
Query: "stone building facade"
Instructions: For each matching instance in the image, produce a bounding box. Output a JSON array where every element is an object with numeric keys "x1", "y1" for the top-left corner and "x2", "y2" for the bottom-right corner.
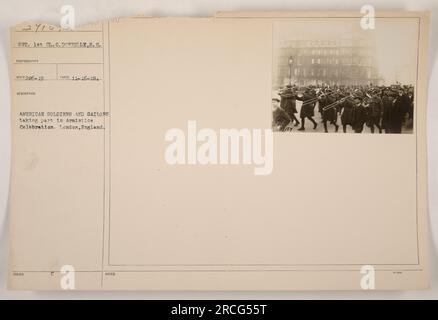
[{"x1": 275, "y1": 38, "x2": 382, "y2": 88}]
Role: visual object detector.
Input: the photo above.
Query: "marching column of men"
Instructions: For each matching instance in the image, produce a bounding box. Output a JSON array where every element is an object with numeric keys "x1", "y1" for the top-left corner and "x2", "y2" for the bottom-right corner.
[{"x1": 272, "y1": 84, "x2": 414, "y2": 133}]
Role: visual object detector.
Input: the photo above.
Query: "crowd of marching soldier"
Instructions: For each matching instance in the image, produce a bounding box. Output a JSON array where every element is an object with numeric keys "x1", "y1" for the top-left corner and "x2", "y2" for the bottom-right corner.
[{"x1": 272, "y1": 84, "x2": 414, "y2": 133}]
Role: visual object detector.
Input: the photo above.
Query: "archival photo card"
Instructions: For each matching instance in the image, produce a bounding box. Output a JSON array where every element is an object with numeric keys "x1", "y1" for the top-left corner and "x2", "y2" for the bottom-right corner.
[{"x1": 8, "y1": 11, "x2": 430, "y2": 291}]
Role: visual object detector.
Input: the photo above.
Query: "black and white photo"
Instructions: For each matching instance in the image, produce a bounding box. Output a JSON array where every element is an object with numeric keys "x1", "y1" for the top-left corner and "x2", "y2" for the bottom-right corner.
[{"x1": 272, "y1": 19, "x2": 418, "y2": 134}]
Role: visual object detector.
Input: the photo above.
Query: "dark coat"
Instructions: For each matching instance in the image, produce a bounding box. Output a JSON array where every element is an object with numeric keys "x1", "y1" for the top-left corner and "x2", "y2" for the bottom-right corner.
[
  {"x1": 352, "y1": 104, "x2": 369, "y2": 131},
  {"x1": 382, "y1": 96, "x2": 406, "y2": 133},
  {"x1": 272, "y1": 107, "x2": 290, "y2": 131},
  {"x1": 383, "y1": 96, "x2": 406, "y2": 133},
  {"x1": 298, "y1": 93, "x2": 316, "y2": 118},
  {"x1": 369, "y1": 97, "x2": 382, "y2": 118},
  {"x1": 365, "y1": 97, "x2": 382, "y2": 127},
  {"x1": 399, "y1": 94, "x2": 411, "y2": 117},
  {"x1": 320, "y1": 95, "x2": 337, "y2": 122},
  {"x1": 381, "y1": 95, "x2": 392, "y2": 127},
  {"x1": 280, "y1": 91, "x2": 298, "y2": 117},
  {"x1": 340, "y1": 99, "x2": 354, "y2": 126}
]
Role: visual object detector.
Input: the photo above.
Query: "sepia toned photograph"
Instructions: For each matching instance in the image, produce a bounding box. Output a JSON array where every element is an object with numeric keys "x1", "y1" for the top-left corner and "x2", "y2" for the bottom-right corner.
[{"x1": 272, "y1": 18, "x2": 418, "y2": 134}]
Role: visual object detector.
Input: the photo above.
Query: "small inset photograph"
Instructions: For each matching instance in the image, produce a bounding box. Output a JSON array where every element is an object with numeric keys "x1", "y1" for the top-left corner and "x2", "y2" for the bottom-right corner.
[{"x1": 272, "y1": 18, "x2": 417, "y2": 134}]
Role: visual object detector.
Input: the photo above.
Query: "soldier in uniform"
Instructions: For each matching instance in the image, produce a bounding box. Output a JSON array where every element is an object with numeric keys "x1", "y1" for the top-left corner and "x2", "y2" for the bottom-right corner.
[
  {"x1": 319, "y1": 92, "x2": 339, "y2": 133},
  {"x1": 389, "y1": 90, "x2": 408, "y2": 133},
  {"x1": 296, "y1": 88, "x2": 318, "y2": 131},
  {"x1": 279, "y1": 85, "x2": 300, "y2": 127},
  {"x1": 272, "y1": 98, "x2": 291, "y2": 132},
  {"x1": 351, "y1": 96, "x2": 369, "y2": 133},
  {"x1": 340, "y1": 95, "x2": 354, "y2": 133},
  {"x1": 367, "y1": 92, "x2": 383, "y2": 134},
  {"x1": 405, "y1": 88, "x2": 414, "y2": 130},
  {"x1": 381, "y1": 90, "x2": 393, "y2": 133}
]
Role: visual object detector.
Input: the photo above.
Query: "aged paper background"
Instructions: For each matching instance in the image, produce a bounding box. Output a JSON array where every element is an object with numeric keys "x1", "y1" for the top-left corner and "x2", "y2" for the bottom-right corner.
[{"x1": 7, "y1": 12, "x2": 429, "y2": 290}]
